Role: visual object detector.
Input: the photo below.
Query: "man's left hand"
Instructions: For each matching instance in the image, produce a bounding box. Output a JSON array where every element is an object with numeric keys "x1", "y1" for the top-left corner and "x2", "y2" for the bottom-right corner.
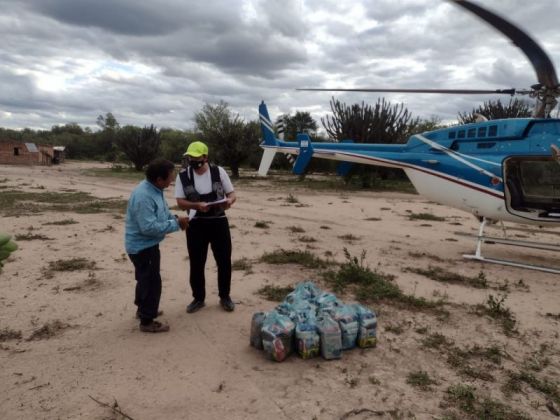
[{"x1": 224, "y1": 197, "x2": 235, "y2": 210}]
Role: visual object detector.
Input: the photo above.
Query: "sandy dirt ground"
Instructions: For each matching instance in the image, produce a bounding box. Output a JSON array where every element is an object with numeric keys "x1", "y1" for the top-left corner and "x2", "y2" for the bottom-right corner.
[{"x1": 0, "y1": 161, "x2": 559, "y2": 419}]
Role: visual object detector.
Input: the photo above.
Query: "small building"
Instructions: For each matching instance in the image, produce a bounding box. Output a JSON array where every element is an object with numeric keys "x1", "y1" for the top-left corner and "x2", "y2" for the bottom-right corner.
[
  {"x1": 53, "y1": 146, "x2": 66, "y2": 164},
  {"x1": 0, "y1": 141, "x2": 55, "y2": 166}
]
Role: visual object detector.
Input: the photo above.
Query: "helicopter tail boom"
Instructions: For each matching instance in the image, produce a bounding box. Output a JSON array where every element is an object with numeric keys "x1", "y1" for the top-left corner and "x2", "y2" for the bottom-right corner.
[
  {"x1": 258, "y1": 100, "x2": 302, "y2": 175},
  {"x1": 258, "y1": 101, "x2": 406, "y2": 176}
]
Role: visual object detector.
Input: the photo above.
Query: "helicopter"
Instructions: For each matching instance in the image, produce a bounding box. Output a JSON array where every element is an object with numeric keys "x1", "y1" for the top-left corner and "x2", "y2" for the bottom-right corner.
[{"x1": 257, "y1": 0, "x2": 560, "y2": 273}]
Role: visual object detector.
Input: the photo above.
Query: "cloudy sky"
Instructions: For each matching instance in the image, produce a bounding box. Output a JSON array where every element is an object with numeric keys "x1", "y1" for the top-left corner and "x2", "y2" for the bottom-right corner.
[{"x1": 1, "y1": 0, "x2": 559, "y2": 131}]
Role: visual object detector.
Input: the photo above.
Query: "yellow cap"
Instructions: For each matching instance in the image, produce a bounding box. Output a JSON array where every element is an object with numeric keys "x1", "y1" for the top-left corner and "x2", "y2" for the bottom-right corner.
[{"x1": 184, "y1": 141, "x2": 208, "y2": 157}]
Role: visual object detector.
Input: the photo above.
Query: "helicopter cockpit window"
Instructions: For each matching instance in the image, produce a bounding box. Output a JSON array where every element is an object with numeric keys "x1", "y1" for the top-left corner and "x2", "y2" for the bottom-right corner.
[
  {"x1": 528, "y1": 121, "x2": 560, "y2": 136},
  {"x1": 488, "y1": 125, "x2": 498, "y2": 137},
  {"x1": 478, "y1": 127, "x2": 487, "y2": 137},
  {"x1": 507, "y1": 158, "x2": 560, "y2": 216},
  {"x1": 457, "y1": 130, "x2": 465, "y2": 139},
  {"x1": 519, "y1": 160, "x2": 560, "y2": 200},
  {"x1": 448, "y1": 131, "x2": 456, "y2": 139},
  {"x1": 467, "y1": 128, "x2": 476, "y2": 138}
]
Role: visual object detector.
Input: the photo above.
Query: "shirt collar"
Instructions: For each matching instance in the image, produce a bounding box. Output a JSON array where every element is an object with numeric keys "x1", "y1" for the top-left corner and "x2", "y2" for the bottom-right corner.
[{"x1": 144, "y1": 179, "x2": 163, "y2": 194}]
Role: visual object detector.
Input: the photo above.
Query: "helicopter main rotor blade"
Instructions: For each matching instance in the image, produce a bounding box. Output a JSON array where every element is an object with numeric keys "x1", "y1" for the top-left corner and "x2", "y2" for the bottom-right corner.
[
  {"x1": 452, "y1": 0, "x2": 558, "y2": 89},
  {"x1": 297, "y1": 88, "x2": 516, "y2": 95}
]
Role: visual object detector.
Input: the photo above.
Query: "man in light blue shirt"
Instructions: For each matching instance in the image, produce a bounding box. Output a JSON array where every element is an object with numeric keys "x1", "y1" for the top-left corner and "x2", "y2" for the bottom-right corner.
[{"x1": 125, "y1": 159, "x2": 188, "y2": 333}]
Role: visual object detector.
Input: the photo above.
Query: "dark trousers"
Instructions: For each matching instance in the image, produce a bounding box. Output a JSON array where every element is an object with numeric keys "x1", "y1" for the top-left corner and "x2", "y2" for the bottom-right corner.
[
  {"x1": 129, "y1": 245, "x2": 161, "y2": 323},
  {"x1": 186, "y1": 217, "x2": 232, "y2": 301}
]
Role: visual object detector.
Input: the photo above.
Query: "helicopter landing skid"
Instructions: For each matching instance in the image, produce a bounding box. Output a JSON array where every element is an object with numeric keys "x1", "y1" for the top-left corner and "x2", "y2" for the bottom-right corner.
[
  {"x1": 458, "y1": 218, "x2": 560, "y2": 274},
  {"x1": 463, "y1": 254, "x2": 560, "y2": 274}
]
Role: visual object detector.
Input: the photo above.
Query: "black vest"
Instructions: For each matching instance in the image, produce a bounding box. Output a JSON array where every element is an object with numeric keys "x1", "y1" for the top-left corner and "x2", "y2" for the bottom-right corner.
[{"x1": 179, "y1": 164, "x2": 226, "y2": 218}]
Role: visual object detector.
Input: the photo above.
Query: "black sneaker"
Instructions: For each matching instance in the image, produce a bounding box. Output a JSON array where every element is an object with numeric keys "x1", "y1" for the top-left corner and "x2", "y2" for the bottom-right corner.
[
  {"x1": 139, "y1": 320, "x2": 170, "y2": 333},
  {"x1": 220, "y1": 298, "x2": 235, "y2": 312},
  {"x1": 186, "y1": 300, "x2": 205, "y2": 313}
]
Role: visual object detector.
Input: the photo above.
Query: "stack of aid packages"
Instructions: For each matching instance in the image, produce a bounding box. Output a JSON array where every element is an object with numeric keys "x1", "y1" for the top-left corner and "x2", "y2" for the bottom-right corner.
[{"x1": 250, "y1": 281, "x2": 377, "y2": 362}]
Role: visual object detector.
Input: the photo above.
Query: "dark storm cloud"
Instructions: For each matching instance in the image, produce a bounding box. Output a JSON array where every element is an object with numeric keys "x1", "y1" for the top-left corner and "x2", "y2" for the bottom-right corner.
[
  {"x1": 8, "y1": 0, "x2": 307, "y2": 74},
  {"x1": 188, "y1": 32, "x2": 307, "y2": 75},
  {"x1": 123, "y1": 27, "x2": 306, "y2": 77},
  {"x1": 20, "y1": 0, "x2": 229, "y2": 36}
]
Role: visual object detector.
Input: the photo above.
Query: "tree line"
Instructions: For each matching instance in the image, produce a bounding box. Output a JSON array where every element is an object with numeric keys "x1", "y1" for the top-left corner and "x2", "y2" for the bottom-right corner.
[{"x1": 0, "y1": 98, "x2": 531, "y2": 182}]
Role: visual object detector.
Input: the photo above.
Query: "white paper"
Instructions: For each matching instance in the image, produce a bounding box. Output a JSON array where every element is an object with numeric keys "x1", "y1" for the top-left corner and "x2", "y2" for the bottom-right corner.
[
  {"x1": 188, "y1": 198, "x2": 227, "y2": 220},
  {"x1": 206, "y1": 197, "x2": 228, "y2": 207}
]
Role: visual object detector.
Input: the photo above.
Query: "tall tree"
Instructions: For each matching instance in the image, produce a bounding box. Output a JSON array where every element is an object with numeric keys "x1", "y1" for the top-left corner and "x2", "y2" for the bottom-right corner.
[
  {"x1": 410, "y1": 116, "x2": 446, "y2": 135},
  {"x1": 240, "y1": 120, "x2": 265, "y2": 171},
  {"x1": 96, "y1": 112, "x2": 120, "y2": 161},
  {"x1": 323, "y1": 97, "x2": 417, "y2": 144},
  {"x1": 194, "y1": 101, "x2": 260, "y2": 178},
  {"x1": 49, "y1": 124, "x2": 96, "y2": 159},
  {"x1": 458, "y1": 98, "x2": 532, "y2": 123},
  {"x1": 51, "y1": 123, "x2": 84, "y2": 135},
  {"x1": 160, "y1": 128, "x2": 195, "y2": 163},
  {"x1": 322, "y1": 97, "x2": 418, "y2": 187},
  {"x1": 275, "y1": 111, "x2": 318, "y2": 140},
  {"x1": 96, "y1": 112, "x2": 119, "y2": 131},
  {"x1": 115, "y1": 125, "x2": 161, "y2": 171}
]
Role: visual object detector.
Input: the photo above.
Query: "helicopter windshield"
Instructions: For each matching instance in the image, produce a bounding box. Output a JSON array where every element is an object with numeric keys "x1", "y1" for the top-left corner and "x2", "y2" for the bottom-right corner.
[
  {"x1": 519, "y1": 160, "x2": 560, "y2": 199},
  {"x1": 505, "y1": 158, "x2": 560, "y2": 219}
]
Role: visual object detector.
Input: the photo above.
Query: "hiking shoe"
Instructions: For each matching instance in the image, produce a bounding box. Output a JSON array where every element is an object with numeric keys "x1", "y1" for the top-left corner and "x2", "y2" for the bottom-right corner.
[
  {"x1": 139, "y1": 320, "x2": 170, "y2": 333},
  {"x1": 186, "y1": 300, "x2": 205, "y2": 313},
  {"x1": 136, "y1": 310, "x2": 163, "y2": 319},
  {"x1": 220, "y1": 298, "x2": 235, "y2": 312}
]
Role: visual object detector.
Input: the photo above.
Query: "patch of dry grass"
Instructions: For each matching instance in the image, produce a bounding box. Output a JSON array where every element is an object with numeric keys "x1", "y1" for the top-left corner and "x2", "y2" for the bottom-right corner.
[
  {"x1": 256, "y1": 285, "x2": 294, "y2": 302},
  {"x1": 15, "y1": 232, "x2": 52, "y2": 241},
  {"x1": 27, "y1": 320, "x2": 71, "y2": 341},
  {"x1": 406, "y1": 370, "x2": 437, "y2": 391},
  {"x1": 409, "y1": 212, "x2": 445, "y2": 222},
  {"x1": 406, "y1": 266, "x2": 488, "y2": 289},
  {"x1": 43, "y1": 219, "x2": 78, "y2": 226},
  {"x1": 260, "y1": 249, "x2": 330, "y2": 269},
  {"x1": 323, "y1": 249, "x2": 446, "y2": 314},
  {"x1": 0, "y1": 327, "x2": 22, "y2": 342},
  {"x1": 0, "y1": 190, "x2": 126, "y2": 216},
  {"x1": 43, "y1": 258, "x2": 97, "y2": 279}
]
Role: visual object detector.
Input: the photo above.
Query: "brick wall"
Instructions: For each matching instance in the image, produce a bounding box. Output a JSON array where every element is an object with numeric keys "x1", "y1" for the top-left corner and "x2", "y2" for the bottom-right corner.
[{"x1": 0, "y1": 142, "x2": 53, "y2": 165}]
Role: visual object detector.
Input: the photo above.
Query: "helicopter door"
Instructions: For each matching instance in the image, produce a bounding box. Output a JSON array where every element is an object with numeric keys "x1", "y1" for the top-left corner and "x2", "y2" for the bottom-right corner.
[{"x1": 505, "y1": 157, "x2": 560, "y2": 220}]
